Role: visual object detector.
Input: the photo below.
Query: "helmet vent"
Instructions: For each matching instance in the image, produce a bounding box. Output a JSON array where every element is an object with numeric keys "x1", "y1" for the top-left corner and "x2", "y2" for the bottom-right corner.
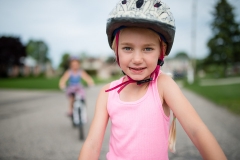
[
  {"x1": 122, "y1": 0, "x2": 127, "y2": 4},
  {"x1": 136, "y1": 0, "x2": 144, "y2": 8},
  {"x1": 154, "y1": 2, "x2": 162, "y2": 8}
]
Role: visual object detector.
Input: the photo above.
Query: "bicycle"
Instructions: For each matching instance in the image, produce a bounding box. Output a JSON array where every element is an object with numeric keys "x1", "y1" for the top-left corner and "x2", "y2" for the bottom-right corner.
[
  {"x1": 62, "y1": 87, "x2": 87, "y2": 141},
  {"x1": 72, "y1": 93, "x2": 87, "y2": 140},
  {"x1": 71, "y1": 91, "x2": 87, "y2": 140}
]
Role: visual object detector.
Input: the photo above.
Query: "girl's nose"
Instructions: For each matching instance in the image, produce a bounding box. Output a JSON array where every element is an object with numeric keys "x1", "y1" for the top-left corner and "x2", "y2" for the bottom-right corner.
[{"x1": 132, "y1": 52, "x2": 143, "y2": 64}]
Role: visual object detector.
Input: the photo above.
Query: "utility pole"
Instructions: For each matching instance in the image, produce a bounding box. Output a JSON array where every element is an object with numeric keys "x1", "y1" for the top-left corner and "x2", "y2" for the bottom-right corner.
[{"x1": 190, "y1": 0, "x2": 197, "y2": 83}]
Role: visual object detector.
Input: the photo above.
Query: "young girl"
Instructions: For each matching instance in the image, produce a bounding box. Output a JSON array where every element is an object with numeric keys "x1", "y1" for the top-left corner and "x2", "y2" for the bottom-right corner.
[
  {"x1": 59, "y1": 56, "x2": 94, "y2": 116},
  {"x1": 79, "y1": 0, "x2": 226, "y2": 159}
]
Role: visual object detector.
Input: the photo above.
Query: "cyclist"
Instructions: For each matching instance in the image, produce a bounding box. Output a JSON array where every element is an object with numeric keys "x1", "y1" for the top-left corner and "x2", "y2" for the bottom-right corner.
[{"x1": 59, "y1": 56, "x2": 94, "y2": 116}]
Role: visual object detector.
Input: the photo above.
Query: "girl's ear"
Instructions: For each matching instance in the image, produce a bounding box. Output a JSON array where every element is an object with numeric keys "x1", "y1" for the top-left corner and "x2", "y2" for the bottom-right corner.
[
  {"x1": 163, "y1": 42, "x2": 167, "y2": 56},
  {"x1": 159, "y1": 39, "x2": 167, "y2": 58}
]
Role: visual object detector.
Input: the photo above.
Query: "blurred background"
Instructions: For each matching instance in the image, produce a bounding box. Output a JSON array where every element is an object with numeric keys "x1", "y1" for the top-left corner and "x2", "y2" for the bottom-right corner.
[{"x1": 0, "y1": 0, "x2": 240, "y2": 159}]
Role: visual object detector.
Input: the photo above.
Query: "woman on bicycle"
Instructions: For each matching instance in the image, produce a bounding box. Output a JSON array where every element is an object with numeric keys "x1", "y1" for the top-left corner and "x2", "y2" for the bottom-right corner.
[{"x1": 59, "y1": 56, "x2": 94, "y2": 116}]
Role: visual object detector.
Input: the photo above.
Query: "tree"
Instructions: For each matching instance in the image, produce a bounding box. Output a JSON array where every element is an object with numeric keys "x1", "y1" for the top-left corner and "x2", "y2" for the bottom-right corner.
[
  {"x1": 205, "y1": 0, "x2": 240, "y2": 76},
  {"x1": 0, "y1": 36, "x2": 26, "y2": 77},
  {"x1": 174, "y1": 51, "x2": 189, "y2": 60},
  {"x1": 26, "y1": 40, "x2": 50, "y2": 64},
  {"x1": 59, "y1": 53, "x2": 70, "y2": 71},
  {"x1": 79, "y1": 51, "x2": 88, "y2": 61}
]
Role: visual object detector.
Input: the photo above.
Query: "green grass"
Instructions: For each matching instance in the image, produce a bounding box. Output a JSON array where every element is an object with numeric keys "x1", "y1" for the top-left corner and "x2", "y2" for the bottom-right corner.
[
  {"x1": 185, "y1": 82, "x2": 240, "y2": 115},
  {"x1": 0, "y1": 77, "x2": 60, "y2": 90},
  {"x1": 0, "y1": 75, "x2": 123, "y2": 90}
]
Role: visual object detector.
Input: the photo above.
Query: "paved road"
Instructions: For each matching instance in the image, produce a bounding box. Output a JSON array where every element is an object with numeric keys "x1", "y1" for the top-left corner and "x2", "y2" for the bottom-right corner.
[{"x1": 0, "y1": 86, "x2": 240, "y2": 160}]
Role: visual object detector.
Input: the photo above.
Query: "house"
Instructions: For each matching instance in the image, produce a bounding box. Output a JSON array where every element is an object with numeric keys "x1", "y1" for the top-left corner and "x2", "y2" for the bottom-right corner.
[
  {"x1": 81, "y1": 57, "x2": 121, "y2": 79},
  {"x1": 161, "y1": 56, "x2": 191, "y2": 79}
]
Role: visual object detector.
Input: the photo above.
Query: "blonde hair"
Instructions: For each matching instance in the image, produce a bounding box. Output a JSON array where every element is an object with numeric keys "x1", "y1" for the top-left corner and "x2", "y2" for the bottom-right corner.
[
  {"x1": 169, "y1": 114, "x2": 177, "y2": 153},
  {"x1": 111, "y1": 35, "x2": 117, "y2": 51}
]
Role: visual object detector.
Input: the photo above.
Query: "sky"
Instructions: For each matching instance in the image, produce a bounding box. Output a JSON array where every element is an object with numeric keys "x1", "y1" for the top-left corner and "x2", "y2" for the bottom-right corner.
[{"x1": 0, "y1": 0, "x2": 240, "y2": 68}]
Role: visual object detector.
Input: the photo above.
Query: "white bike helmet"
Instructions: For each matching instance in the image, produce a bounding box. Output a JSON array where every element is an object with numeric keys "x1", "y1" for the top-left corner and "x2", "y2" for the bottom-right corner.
[{"x1": 106, "y1": 0, "x2": 176, "y2": 55}]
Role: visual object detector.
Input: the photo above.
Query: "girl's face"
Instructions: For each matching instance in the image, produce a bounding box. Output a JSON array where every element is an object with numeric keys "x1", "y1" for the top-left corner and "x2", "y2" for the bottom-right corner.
[
  {"x1": 70, "y1": 60, "x2": 80, "y2": 71},
  {"x1": 118, "y1": 27, "x2": 161, "y2": 81}
]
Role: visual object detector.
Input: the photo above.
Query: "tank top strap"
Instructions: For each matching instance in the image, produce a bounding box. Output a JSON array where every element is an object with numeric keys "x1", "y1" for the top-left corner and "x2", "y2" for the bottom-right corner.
[
  {"x1": 78, "y1": 70, "x2": 82, "y2": 76},
  {"x1": 152, "y1": 70, "x2": 161, "y2": 84},
  {"x1": 107, "y1": 77, "x2": 124, "y2": 114}
]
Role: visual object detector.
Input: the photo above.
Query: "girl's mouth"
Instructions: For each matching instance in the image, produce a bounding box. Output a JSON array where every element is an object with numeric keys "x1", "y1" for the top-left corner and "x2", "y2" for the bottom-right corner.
[{"x1": 129, "y1": 67, "x2": 146, "y2": 73}]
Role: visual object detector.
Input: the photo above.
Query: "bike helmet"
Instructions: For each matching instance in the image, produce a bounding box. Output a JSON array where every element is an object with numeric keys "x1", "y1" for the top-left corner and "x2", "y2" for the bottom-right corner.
[
  {"x1": 106, "y1": 0, "x2": 176, "y2": 55},
  {"x1": 105, "y1": 0, "x2": 176, "y2": 93},
  {"x1": 69, "y1": 56, "x2": 80, "y2": 62}
]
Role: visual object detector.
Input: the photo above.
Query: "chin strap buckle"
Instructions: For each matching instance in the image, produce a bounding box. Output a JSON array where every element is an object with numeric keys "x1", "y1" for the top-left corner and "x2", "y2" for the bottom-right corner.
[
  {"x1": 158, "y1": 59, "x2": 164, "y2": 66},
  {"x1": 137, "y1": 78, "x2": 153, "y2": 85}
]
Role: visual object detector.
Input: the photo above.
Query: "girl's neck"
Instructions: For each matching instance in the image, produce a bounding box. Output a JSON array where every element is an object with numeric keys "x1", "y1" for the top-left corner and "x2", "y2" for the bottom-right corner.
[
  {"x1": 119, "y1": 76, "x2": 150, "y2": 102},
  {"x1": 124, "y1": 75, "x2": 151, "y2": 86},
  {"x1": 71, "y1": 69, "x2": 79, "y2": 73}
]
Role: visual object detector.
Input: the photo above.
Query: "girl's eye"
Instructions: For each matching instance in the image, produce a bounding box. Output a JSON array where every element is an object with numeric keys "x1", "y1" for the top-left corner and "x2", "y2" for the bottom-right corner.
[
  {"x1": 123, "y1": 47, "x2": 132, "y2": 51},
  {"x1": 144, "y1": 48, "x2": 153, "y2": 51}
]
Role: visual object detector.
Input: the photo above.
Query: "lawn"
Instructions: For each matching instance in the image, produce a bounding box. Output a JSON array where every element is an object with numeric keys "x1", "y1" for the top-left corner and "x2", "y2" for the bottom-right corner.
[
  {"x1": 0, "y1": 75, "x2": 122, "y2": 90},
  {"x1": 0, "y1": 77, "x2": 60, "y2": 90},
  {"x1": 185, "y1": 82, "x2": 240, "y2": 115}
]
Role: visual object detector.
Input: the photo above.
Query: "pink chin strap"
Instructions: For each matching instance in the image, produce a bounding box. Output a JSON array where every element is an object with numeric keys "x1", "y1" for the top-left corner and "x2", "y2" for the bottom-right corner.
[{"x1": 105, "y1": 31, "x2": 165, "y2": 93}]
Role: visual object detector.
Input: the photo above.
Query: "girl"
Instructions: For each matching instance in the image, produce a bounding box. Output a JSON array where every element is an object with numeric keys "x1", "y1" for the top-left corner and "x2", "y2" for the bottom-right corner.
[
  {"x1": 59, "y1": 56, "x2": 94, "y2": 116},
  {"x1": 79, "y1": 0, "x2": 226, "y2": 159}
]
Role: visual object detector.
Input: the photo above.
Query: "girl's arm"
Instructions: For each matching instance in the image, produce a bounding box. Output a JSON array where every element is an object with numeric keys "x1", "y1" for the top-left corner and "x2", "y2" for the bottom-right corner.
[
  {"x1": 158, "y1": 74, "x2": 226, "y2": 160},
  {"x1": 80, "y1": 70, "x2": 94, "y2": 86},
  {"x1": 78, "y1": 84, "x2": 109, "y2": 160},
  {"x1": 59, "y1": 71, "x2": 70, "y2": 89}
]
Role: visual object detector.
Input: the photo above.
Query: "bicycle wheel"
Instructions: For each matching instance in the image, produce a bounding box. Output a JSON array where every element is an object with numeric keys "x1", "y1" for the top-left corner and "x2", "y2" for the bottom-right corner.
[
  {"x1": 78, "y1": 107, "x2": 84, "y2": 140},
  {"x1": 72, "y1": 99, "x2": 79, "y2": 128},
  {"x1": 71, "y1": 114, "x2": 76, "y2": 128}
]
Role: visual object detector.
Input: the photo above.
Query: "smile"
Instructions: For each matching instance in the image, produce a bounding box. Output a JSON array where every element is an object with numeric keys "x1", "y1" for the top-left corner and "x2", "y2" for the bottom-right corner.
[{"x1": 129, "y1": 67, "x2": 146, "y2": 73}]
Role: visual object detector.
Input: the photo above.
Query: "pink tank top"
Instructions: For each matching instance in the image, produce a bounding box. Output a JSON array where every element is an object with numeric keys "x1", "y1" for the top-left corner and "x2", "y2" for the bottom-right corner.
[{"x1": 106, "y1": 75, "x2": 170, "y2": 160}]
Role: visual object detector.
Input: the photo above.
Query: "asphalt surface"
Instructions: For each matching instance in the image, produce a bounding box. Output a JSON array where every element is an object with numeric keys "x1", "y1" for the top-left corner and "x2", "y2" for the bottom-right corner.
[{"x1": 0, "y1": 85, "x2": 240, "y2": 160}]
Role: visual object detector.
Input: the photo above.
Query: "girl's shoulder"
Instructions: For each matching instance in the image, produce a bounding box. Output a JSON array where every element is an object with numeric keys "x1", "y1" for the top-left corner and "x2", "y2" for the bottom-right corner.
[
  {"x1": 157, "y1": 72, "x2": 182, "y2": 108},
  {"x1": 101, "y1": 76, "x2": 123, "y2": 91},
  {"x1": 98, "y1": 83, "x2": 111, "y2": 100},
  {"x1": 102, "y1": 83, "x2": 111, "y2": 91},
  {"x1": 101, "y1": 76, "x2": 124, "y2": 95},
  {"x1": 67, "y1": 69, "x2": 72, "y2": 75},
  {"x1": 157, "y1": 72, "x2": 178, "y2": 91},
  {"x1": 63, "y1": 70, "x2": 71, "y2": 76},
  {"x1": 158, "y1": 72, "x2": 173, "y2": 82}
]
